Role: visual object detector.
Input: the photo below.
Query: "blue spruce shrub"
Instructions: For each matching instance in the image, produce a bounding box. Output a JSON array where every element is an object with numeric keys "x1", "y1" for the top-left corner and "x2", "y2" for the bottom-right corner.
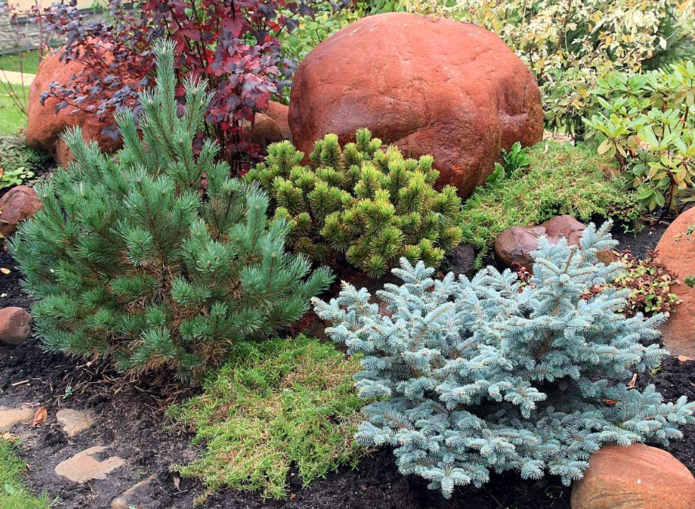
[{"x1": 313, "y1": 222, "x2": 695, "y2": 498}]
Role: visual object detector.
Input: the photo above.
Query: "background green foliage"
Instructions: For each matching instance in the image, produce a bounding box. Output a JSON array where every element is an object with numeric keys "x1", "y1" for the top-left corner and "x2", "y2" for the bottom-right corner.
[
  {"x1": 170, "y1": 336, "x2": 364, "y2": 500},
  {"x1": 11, "y1": 43, "x2": 332, "y2": 381},
  {"x1": 0, "y1": 85, "x2": 29, "y2": 136},
  {"x1": 584, "y1": 61, "x2": 695, "y2": 213},
  {"x1": 246, "y1": 129, "x2": 463, "y2": 277},
  {"x1": 460, "y1": 141, "x2": 642, "y2": 264},
  {"x1": 0, "y1": 440, "x2": 50, "y2": 509},
  {"x1": 0, "y1": 136, "x2": 49, "y2": 189}
]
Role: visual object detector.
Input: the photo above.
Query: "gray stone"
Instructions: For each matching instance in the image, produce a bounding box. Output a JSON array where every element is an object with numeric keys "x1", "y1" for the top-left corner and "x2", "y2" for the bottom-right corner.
[
  {"x1": 110, "y1": 474, "x2": 157, "y2": 509},
  {"x1": 54, "y1": 446, "x2": 125, "y2": 483}
]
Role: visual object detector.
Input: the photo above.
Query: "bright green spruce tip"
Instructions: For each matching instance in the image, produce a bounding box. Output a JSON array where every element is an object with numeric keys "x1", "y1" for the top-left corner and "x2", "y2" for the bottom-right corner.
[
  {"x1": 460, "y1": 139, "x2": 642, "y2": 266},
  {"x1": 169, "y1": 336, "x2": 364, "y2": 500},
  {"x1": 0, "y1": 439, "x2": 52, "y2": 509}
]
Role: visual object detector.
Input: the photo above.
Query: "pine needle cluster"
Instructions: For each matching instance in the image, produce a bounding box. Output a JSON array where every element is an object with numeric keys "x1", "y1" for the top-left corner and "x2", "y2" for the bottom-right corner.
[
  {"x1": 10, "y1": 42, "x2": 333, "y2": 381},
  {"x1": 314, "y1": 222, "x2": 695, "y2": 498},
  {"x1": 245, "y1": 130, "x2": 463, "y2": 277}
]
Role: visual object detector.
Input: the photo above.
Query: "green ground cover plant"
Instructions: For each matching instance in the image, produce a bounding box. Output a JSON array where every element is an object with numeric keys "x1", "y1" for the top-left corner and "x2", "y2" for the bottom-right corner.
[
  {"x1": 460, "y1": 140, "x2": 642, "y2": 265},
  {"x1": 170, "y1": 336, "x2": 364, "y2": 501},
  {"x1": 245, "y1": 129, "x2": 463, "y2": 277},
  {"x1": 0, "y1": 84, "x2": 28, "y2": 136},
  {"x1": 0, "y1": 439, "x2": 51, "y2": 509},
  {"x1": 11, "y1": 42, "x2": 332, "y2": 381},
  {"x1": 0, "y1": 136, "x2": 49, "y2": 189},
  {"x1": 314, "y1": 224, "x2": 695, "y2": 498}
]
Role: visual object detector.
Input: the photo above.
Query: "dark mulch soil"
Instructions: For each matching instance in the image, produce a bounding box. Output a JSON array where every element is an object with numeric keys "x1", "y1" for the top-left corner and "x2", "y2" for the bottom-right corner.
[{"x1": 0, "y1": 215, "x2": 694, "y2": 509}]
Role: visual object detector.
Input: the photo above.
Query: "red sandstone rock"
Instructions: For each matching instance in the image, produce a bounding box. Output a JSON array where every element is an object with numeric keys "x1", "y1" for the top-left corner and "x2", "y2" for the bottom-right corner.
[
  {"x1": 0, "y1": 185, "x2": 43, "y2": 239},
  {"x1": 26, "y1": 48, "x2": 122, "y2": 167},
  {"x1": 288, "y1": 13, "x2": 544, "y2": 198},
  {"x1": 570, "y1": 444, "x2": 695, "y2": 509},
  {"x1": 0, "y1": 307, "x2": 32, "y2": 345},
  {"x1": 250, "y1": 101, "x2": 291, "y2": 151},
  {"x1": 655, "y1": 207, "x2": 695, "y2": 357},
  {"x1": 494, "y1": 216, "x2": 586, "y2": 270}
]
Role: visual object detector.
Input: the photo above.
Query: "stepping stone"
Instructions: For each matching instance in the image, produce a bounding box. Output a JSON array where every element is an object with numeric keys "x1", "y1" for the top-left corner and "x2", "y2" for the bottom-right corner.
[
  {"x1": 110, "y1": 474, "x2": 157, "y2": 509},
  {"x1": 55, "y1": 446, "x2": 125, "y2": 483},
  {"x1": 56, "y1": 409, "x2": 94, "y2": 437},
  {"x1": 0, "y1": 404, "x2": 36, "y2": 431}
]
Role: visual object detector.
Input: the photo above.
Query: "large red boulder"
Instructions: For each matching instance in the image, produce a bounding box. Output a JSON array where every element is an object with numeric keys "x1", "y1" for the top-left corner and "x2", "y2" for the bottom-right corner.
[
  {"x1": 571, "y1": 444, "x2": 695, "y2": 509},
  {"x1": 289, "y1": 13, "x2": 544, "y2": 198},
  {"x1": 26, "y1": 49, "x2": 122, "y2": 167},
  {"x1": 655, "y1": 207, "x2": 695, "y2": 357}
]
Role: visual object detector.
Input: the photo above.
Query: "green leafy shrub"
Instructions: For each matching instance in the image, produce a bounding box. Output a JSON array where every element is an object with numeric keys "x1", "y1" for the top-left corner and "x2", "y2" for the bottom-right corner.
[
  {"x1": 314, "y1": 223, "x2": 695, "y2": 498},
  {"x1": 584, "y1": 61, "x2": 695, "y2": 212},
  {"x1": 10, "y1": 42, "x2": 332, "y2": 381},
  {"x1": 0, "y1": 137, "x2": 48, "y2": 190},
  {"x1": 460, "y1": 140, "x2": 642, "y2": 265},
  {"x1": 488, "y1": 141, "x2": 531, "y2": 184},
  {"x1": 170, "y1": 336, "x2": 364, "y2": 500},
  {"x1": 245, "y1": 129, "x2": 463, "y2": 277}
]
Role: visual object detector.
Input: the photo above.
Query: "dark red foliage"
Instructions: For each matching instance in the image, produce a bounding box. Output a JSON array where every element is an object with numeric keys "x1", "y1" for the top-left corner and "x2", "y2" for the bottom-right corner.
[{"x1": 33, "y1": 0, "x2": 345, "y2": 171}]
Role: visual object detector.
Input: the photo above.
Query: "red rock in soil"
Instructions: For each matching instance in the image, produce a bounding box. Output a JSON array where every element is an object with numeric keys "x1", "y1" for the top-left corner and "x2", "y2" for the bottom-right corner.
[
  {"x1": 250, "y1": 101, "x2": 291, "y2": 151},
  {"x1": 495, "y1": 215, "x2": 586, "y2": 270},
  {"x1": 288, "y1": 12, "x2": 544, "y2": 198},
  {"x1": 0, "y1": 307, "x2": 32, "y2": 345},
  {"x1": 0, "y1": 185, "x2": 43, "y2": 239},
  {"x1": 655, "y1": 206, "x2": 695, "y2": 357},
  {"x1": 570, "y1": 443, "x2": 695, "y2": 509},
  {"x1": 26, "y1": 48, "x2": 123, "y2": 167}
]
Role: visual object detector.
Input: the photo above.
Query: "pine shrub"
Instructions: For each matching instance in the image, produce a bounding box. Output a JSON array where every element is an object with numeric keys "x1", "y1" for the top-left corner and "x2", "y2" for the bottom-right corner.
[
  {"x1": 10, "y1": 42, "x2": 333, "y2": 381},
  {"x1": 314, "y1": 222, "x2": 695, "y2": 498},
  {"x1": 245, "y1": 130, "x2": 463, "y2": 277}
]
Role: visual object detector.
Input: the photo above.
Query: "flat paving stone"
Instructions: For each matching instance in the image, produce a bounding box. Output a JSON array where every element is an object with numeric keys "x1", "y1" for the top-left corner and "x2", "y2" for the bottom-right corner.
[
  {"x1": 55, "y1": 445, "x2": 125, "y2": 483},
  {"x1": 56, "y1": 408, "x2": 95, "y2": 437},
  {"x1": 110, "y1": 474, "x2": 157, "y2": 509},
  {"x1": 0, "y1": 404, "x2": 35, "y2": 431}
]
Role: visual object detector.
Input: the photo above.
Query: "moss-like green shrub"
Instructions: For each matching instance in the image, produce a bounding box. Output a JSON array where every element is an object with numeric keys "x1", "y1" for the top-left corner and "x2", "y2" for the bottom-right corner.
[
  {"x1": 245, "y1": 129, "x2": 463, "y2": 277},
  {"x1": 170, "y1": 336, "x2": 364, "y2": 500},
  {"x1": 460, "y1": 140, "x2": 643, "y2": 265}
]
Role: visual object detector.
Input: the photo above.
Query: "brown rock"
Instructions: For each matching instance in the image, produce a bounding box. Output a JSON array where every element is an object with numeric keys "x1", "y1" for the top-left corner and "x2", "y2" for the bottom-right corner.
[
  {"x1": 0, "y1": 185, "x2": 43, "y2": 239},
  {"x1": 571, "y1": 443, "x2": 695, "y2": 509},
  {"x1": 250, "y1": 101, "x2": 291, "y2": 151},
  {"x1": 0, "y1": 404, "x2": 36, "y2": 432},
  {"x1": 54, "y1": 445, "x2": 125, "y2": 483},
  {"x1": 26, "y1": 47, "x2": 122, "y2": 167},
  {"x1": 289, "y1": 13, "x2": 544, "y2": 198},
  {"x1": 0, "y1": 307, "x2": 31, "y2": 345},
  {"x1": 56, "y1": 409, "x2": 95, "y2": 437},
  {"x1": 655, "y1": 207, "x2": 695, "y2": 357},
  {"x1": 495, "y1": 216, "x2": 587, "y2": 270},
  {"x1": 110, "y1": 474, "x2": 157, "y2": 509}
]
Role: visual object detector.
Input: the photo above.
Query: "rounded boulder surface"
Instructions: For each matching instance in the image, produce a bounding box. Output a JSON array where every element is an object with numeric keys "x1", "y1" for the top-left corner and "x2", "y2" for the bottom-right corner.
[
  {"x1": 0, "y1": 185, "x2": 43, "y2": 239},
  {"x1": 289, "y1": 12, "x2": 544, "y2": 198},
  {"x1": 571, "y1": 444, "x2": 695, "y2": 509},
  {"x1": 26, "y1": 47, "x2": 122, "y2": 166},
  {"x1": 655, "y1": 206, "x2": 695, "y2": 357},
  {"x1": 0, "y1": 307, "x2": 32, "y2": 346}
]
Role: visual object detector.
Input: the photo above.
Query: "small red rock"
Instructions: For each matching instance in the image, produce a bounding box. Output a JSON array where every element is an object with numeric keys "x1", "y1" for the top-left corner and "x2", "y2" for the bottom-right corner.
[
  {"x1": 250, "y1": 101, "x2": 291, "y2": 151},
  {"x1": 289, "y1": 12, "x2": 544, "y2": 198},
  {"x1": 0, "y1": 185, "x2": 43, "y2": 239},
  {"x1": 571, "y1": 443, "x2": 695, "y2": 509},
  {"x1": 494, "y1": 215, "x2": 587, "y2": 270},
  {"x1": 0, "y1": 307, "x2": 32, "y2": 345}
]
